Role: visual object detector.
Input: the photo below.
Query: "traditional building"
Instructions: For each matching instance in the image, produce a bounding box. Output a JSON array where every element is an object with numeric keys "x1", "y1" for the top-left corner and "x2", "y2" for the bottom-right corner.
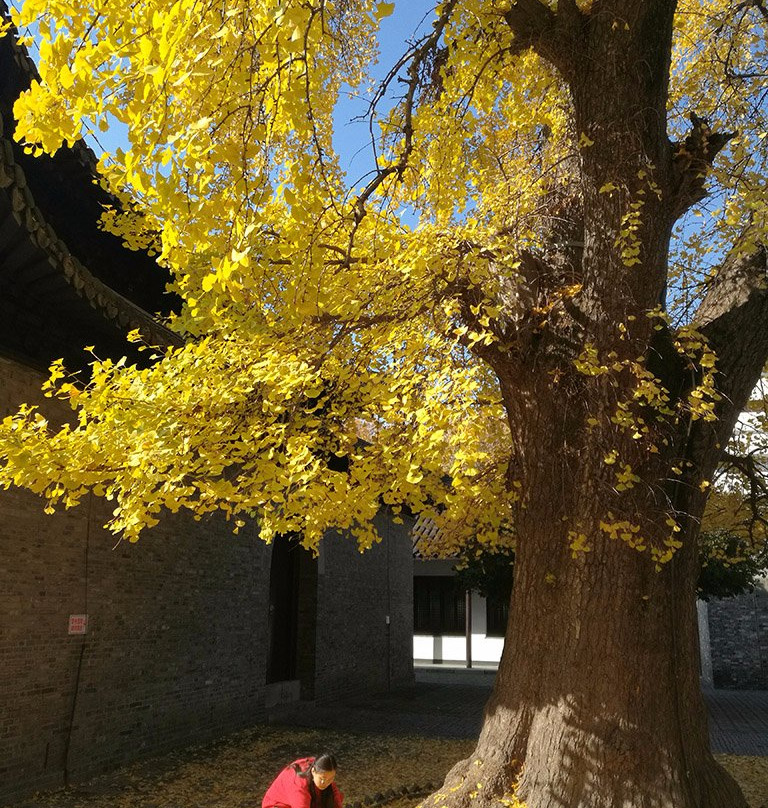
[
  {"x1": 0, "y1": 17, "x2": 413, "y2": 804},
  {"x1": 412, "y1": 527, "x2": 768, "y2": 689}
]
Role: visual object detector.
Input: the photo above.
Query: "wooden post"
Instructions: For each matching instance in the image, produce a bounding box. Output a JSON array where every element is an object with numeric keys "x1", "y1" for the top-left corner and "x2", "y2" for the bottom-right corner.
[{"x1": 465, "y1": 589, "x2": 472, "y2": 669}]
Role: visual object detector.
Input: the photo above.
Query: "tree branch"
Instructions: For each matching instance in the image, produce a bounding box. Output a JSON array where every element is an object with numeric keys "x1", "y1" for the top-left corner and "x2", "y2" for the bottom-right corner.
[
  {"x1": 716, "y1": 450, "x2": 768, "y2": 542},
  {"x1": 719, "y1": 450, "x2": 768, "y2": 496},
  {"x1": 501, "y1": 0, "x2": 578, "y2": 73},
  {"x1": 503, "y1": 0, "x2": 557, "y2": 48},
  {"x1": 692, "y1": 241, "x2": 768, "y2": 457},
  {"x1": 336, "y1": 0, "x2": 460, "y2": 268},
  {"x1": 669, "y1": 114, "x2": 736, "y2": 220},
  {"x1": 695, "y1": 240, "x2": 768, "y2": 327}
]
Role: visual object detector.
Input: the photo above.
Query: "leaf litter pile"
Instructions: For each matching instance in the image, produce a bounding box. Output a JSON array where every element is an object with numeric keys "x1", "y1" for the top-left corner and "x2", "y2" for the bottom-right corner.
[{"x1": 6, "y1": 727, "x2": 767, "y2": 808}]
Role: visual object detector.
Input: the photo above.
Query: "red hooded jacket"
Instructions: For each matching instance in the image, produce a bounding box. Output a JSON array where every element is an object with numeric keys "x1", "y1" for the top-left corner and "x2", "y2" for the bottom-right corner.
[{"x1": 262, "y1": 758, "x2": 343, "y2": 808}]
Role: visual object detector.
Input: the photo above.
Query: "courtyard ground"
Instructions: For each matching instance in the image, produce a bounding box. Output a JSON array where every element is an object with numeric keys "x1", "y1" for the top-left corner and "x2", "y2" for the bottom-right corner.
[
  {"x1": 5, "y1": 724, "x2": 767, "y2": 808},
  {"x1": 5, "y1": 670, "x2": 768, "y2": 808}
]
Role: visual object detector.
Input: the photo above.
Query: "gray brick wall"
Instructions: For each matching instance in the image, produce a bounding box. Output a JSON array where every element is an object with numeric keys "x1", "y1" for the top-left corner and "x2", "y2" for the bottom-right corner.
[
  {"x1": 0, "y1": 354, "x2": 416, "y2": 803},
  {"x1": 0, "y1": 356, "x2": 272, "y2": 803},
  {"x1": 707, "y1": 576, "x2": 768, "y2": 690},
  {"x1": 314, "y1": 511, "x2": 414, "y2": 701}
]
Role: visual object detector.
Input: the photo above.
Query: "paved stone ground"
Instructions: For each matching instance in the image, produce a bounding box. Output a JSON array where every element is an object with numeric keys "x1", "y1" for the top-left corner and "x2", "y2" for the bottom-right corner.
[
  {"x1": 269, "y1": 677, "x2": 491, "y2": 740},
  {"x1": 269, "y1": 668, "x2": 768, "y2": 756},
  {"x1": 705, "y1": 686, "x2": 768, "y2": 756}
]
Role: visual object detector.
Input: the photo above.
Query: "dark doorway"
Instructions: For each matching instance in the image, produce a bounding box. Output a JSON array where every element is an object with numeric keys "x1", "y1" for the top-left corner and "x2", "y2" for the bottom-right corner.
[{"x1": 266, "y1": 534, "x2": 301, "y2": 684}]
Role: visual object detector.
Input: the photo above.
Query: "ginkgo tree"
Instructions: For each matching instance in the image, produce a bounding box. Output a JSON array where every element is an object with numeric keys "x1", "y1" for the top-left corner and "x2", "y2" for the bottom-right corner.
[{"x1": 1, "y1": 0, "x2": 768, "y2": 805}]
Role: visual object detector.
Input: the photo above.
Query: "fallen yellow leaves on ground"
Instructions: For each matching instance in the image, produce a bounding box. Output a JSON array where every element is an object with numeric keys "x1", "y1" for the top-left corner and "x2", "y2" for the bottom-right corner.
[
  {"x1": 718, "y1": 755, "x2": 768, "y2": 808},
  {"x1": 9, "y1": 727, "x2": 471, "y2": 808},
  {"x1": 5, "y1": 727, "x2": 766, "y2": 808}
]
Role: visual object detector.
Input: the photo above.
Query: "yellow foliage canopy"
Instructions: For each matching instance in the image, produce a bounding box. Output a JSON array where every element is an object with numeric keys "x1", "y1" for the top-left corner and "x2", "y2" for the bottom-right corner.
[{"x1": 0, "y1": 0, "x2": 766, "y2": 552}]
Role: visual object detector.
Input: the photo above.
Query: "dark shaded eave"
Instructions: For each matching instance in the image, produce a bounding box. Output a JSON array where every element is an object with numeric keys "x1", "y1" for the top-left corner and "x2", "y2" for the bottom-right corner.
[{"x1": 0, "y1": 11, "x2": 183, "y2": 371}]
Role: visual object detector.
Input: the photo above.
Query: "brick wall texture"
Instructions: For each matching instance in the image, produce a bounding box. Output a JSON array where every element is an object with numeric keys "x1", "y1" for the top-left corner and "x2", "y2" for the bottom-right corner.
[
  {"x1": 314, "y1": 511, "x2": 415, "y2": 701},
  {"x1": 707, "y1": 577, "x2": 768, "y2": 690},
  {"x1": 0, "y1": 355, "x2": 414, "y2": 804}
]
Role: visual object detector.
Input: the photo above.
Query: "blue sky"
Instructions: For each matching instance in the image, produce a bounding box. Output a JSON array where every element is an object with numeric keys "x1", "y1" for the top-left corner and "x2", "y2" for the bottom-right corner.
[
  {"x1": 84, "y1": 0, "x2": 437, "y2": 186},
  {"x1": 332, "y1": 1, "x2": 435, "y2": 184}
]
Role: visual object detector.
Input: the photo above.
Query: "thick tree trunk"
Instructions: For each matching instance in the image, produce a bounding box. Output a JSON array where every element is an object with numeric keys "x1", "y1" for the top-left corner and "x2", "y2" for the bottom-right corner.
[
  {"x1": 423, "y1": 480, "x2": 746, "y2": 808},
  {"x1": 417, "y1": 376, "x2": 738, "y2": 807},
  {"x1": 418, "y1": 368, "x2": 748, "y2": 807},
  {"x1": 422, "y1": 239, "x2": 768, "y2": 806},
  {"x1": 418, "y1": 3, "x2": 768, "y2": 805}
]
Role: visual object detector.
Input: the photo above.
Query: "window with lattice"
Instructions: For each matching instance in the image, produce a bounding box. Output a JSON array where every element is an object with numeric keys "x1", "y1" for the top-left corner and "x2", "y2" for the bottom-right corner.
[{"x1": 413, "y1": 576, "x2": 466, "y2": 635}]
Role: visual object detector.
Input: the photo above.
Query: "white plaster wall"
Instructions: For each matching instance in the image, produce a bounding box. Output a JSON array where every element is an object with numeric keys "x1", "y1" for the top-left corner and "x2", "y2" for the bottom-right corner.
[{"x1": 413, "y1": 591, "x2": 505, "y2": 664}]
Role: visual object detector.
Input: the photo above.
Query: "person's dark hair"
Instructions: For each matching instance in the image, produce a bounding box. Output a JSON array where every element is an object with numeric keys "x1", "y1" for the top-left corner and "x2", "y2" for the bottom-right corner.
[
  {"x1": 294, "y1": 753, "x2": 338, "y2": 778},
  {"x1": 312, "y1": 753, "x2": 338, "y2": 773}
]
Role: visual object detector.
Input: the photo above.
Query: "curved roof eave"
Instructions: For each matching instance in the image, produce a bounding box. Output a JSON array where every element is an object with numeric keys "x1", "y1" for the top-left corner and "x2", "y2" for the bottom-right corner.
[{"x1": 0, "y1": 9, "x2": 183, "y2": 363}]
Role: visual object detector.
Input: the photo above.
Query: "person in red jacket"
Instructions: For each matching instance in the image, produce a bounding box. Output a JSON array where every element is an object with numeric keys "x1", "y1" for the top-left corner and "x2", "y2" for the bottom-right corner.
[{"x1": 262, "y1": 754, "x2": 343, "y2": 808}]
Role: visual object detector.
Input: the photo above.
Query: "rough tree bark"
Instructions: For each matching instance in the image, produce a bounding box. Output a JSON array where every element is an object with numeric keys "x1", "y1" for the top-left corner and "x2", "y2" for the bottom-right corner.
[{"x1": 421, "y1": 1, "x2": 768, "y2": 806}]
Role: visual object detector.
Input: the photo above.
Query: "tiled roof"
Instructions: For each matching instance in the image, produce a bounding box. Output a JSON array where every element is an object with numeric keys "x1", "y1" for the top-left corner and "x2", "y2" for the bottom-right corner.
[
  {"x1": 412, "y1": 514, "x2": 456, "y2": 559},
  {"x1": 0, "y1": 7, "x2": 183, "y2": 368}
]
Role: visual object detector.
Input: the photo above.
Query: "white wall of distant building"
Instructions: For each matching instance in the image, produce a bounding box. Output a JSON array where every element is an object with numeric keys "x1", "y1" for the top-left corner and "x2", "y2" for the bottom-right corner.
[{"x1": 413, "y1": 559, "x2": 505, "y2": 666}]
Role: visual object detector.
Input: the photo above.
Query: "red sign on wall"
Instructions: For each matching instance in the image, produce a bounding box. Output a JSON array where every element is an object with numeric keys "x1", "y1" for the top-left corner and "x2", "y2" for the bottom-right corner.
[{"x1": 68, "y1": 614, "x2": 88, "y2": 635}]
